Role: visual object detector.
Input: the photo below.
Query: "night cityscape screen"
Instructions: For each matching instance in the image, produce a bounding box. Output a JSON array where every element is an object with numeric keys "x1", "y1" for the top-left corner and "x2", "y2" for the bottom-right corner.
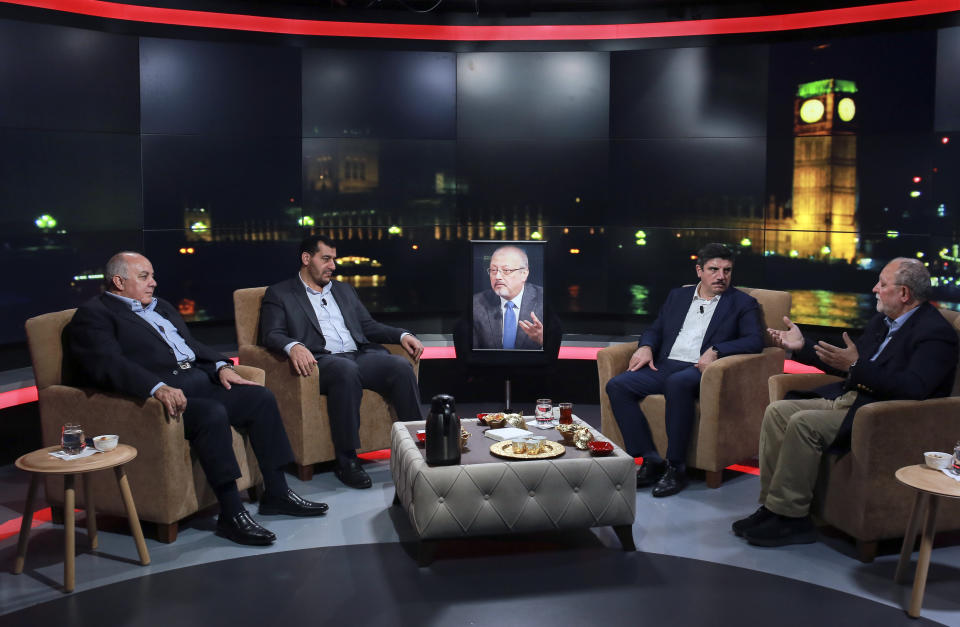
[{"x1": 0, "y1": 18, "x2": 958, "y2": 345}]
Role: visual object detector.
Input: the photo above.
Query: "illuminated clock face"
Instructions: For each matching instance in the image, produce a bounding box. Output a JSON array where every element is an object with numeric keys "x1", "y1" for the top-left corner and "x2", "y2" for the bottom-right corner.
[
  {"x1": 837, "y1": 97, "x2": 856, "y2": 122},
  {"x1": 799, "y1": 99, "x2": 825, "y2": 123}
]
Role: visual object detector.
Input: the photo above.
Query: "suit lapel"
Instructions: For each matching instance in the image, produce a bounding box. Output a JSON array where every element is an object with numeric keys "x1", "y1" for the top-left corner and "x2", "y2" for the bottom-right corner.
[
  {"x1": 290, "y1": 279, "x2": 324, "y2": 337},
  {"x1": 702, "y1": 289, "x2": 734, "y2": 348},
  {"x1": 330, "y1": 282, "x2": 364, "y2": 343},
  {"x1": 869, "y1": 305, "x2": 924, "y2": 367},
  {"x1": 101, "y1": 294, "x2": 167, "y2": 344}
]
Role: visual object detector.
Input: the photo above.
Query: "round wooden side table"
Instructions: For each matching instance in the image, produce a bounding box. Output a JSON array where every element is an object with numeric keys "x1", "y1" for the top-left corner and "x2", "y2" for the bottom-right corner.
[
  {"x1": 12, "y1": 444, "x2": 151, "y2": 592},
  {"x1": 894, "y1": 463, "x2": 960, "y2": 618}
]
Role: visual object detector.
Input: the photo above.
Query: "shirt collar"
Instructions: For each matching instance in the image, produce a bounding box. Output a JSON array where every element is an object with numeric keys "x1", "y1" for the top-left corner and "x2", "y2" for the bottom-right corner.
[
  {"x1": 499, "y1": 286, "x2": 525, "y2": 309},
  {"x1": 106, "y1": 291, "x2": 156, "y2": 313},
  {"x1": 299, "y1": 274, "x2": 332, "y2": 297},
  {"x1": 693, "y1": 282, "x2": 721, "y2": 304},
  {"x1": 886, "y1": 304, "x2": 920, "y2": 331}
]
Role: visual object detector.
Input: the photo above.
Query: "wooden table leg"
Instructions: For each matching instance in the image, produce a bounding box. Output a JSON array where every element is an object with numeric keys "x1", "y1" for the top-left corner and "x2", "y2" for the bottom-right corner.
[
  {"x1": 895, "y1": 490, "x2": 925, "y2": 584},
  {"x1": 114, "y1": 466, "x2": 150, "y2": 566},
  {"x1": 64, "y1": 474, "x2": 76, "y2": 593},
  {"x1": 82, "y1": 474, "x2": 98, "y2": 550},
  {"x1": 907, "y1": 495, "x2": 940, "y2": 619},
  {"x1": 12, "y1": 474, "x2": 39, "y2": 575}
]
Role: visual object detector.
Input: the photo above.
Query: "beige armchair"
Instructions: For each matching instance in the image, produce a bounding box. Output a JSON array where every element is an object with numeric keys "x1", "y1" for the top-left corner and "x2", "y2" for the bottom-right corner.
[
  {"x1": 598, "y1": 287, "x2": 791, "y2": 488},
  {"x1": 233, "y1": 287, "x2": 420, "y2": 481},
  {"x1": 768, "y1": 307, "x2": 960, "y2": 562},
  {"x1": 25, "y1": 309, "x2": 264, "y2": 543}
]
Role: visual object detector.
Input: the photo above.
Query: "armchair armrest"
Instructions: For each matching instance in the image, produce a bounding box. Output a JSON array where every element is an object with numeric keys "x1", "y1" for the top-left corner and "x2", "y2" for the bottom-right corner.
[
  {"x1": 597, "y1": 342, "x2": 636, "y2": 387},
  {"x1": 696, "y1": 347, "x2": 785, "y2": 467},
  {"x1": 769, "y1": 373, "x2": 843, "y2": 403},
  {"x1": 848, "y1": 397, "x2": 960, "y2": 477},
  {"x1": 234, "y1": 364, "x2": 264, "y2": 385}
]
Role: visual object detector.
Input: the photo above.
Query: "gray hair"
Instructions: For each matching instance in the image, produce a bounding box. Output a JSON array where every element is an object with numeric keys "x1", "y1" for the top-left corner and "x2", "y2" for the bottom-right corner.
[
  {"x1": 104, "y1": 251, "x2": 138, "y2": 290},
  {"x1": 491, "y1": 245, "x2": 529, "y2": 269},
  {"x1": 891, "y1": 257, "x2": 931, "y2": 302}
]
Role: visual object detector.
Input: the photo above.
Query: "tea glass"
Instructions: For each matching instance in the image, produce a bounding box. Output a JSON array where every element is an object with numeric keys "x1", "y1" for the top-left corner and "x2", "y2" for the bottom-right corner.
[{"x1": 61, "y1": 423, "x2": 84, "y2": 455}]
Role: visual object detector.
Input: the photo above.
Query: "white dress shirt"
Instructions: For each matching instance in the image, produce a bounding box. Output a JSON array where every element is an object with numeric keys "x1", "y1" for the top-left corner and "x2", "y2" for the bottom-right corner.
[{"x1": 667, "y1": 283, "x2": 721, "y2": 363}]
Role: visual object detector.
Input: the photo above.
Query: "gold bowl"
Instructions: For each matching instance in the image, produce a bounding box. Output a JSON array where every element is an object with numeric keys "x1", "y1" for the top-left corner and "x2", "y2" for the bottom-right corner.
[
  {"x1": 484, "y1": 413, "x2": 507, "y2": 429},
  {"x1": 573, "y1": 428, "x2": 595, "y2": 450},
  {"x1": 556, "y1": 423, "x2": 579, "y2": 445},
  {"x1": 504, "y1": 414, "x2": 526, "y2": 430},
  {"x1": 460, "y1": 427, "x2": 470, "y2": 451}
]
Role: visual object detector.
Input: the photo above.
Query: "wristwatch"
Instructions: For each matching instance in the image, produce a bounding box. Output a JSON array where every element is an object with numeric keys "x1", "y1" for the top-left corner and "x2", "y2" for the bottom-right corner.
[{"x1": 217, "y1": 364, "x2": 236, "y2": 374}]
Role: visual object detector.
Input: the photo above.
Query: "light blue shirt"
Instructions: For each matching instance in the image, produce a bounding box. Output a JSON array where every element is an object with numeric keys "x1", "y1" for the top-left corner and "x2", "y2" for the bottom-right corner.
[
  {"x1": 105, "y1": 292, "x2": 228, "y2": 395},
  {"x1": 285, "y1": 277, "x2": 358, "y2": 354},
  {"x1": 871, "y1": 306, "x2": 920, "y2": 361}
]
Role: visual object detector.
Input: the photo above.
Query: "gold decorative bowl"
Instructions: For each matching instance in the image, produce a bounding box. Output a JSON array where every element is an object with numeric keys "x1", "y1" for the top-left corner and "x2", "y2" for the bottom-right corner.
[
  {"x1": 556, "y1": 423, "x2": 579, "y2": 445},
  {"x1": 484, "y1": 414, "x2": 507, "y2": 429},
  {"x1": 460, "y1": 427, "x2": 470, "y2": 451},
  {"x1": 573, "y1": 428, "x2": 595, "y2": 450},
  {"x1": 504, "y1": 414, "x2": 526, "y2": 430}
]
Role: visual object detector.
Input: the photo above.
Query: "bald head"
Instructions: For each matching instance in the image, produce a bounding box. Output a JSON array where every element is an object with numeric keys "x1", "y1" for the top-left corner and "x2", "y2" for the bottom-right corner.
[{"x1": 105, "y1": 251, "x2": 156, "y2": 306}]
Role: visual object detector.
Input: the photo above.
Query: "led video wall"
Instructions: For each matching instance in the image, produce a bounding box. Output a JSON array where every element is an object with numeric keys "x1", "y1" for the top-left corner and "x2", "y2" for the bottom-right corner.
[{"x1": 0, "y1": 16, "x2": 958, "y2": 344}]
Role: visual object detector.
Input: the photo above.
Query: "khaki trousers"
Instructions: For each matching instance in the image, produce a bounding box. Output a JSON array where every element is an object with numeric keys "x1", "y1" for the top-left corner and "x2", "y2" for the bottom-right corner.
[{"x1": 759, "y1": 392, "x2": 857, "y2": 518}]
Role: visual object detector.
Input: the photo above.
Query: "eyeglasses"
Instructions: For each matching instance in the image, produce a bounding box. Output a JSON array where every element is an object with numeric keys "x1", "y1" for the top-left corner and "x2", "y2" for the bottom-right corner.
[{"x1": 486, "y1": 267, "x2": 527, "y2": 277}]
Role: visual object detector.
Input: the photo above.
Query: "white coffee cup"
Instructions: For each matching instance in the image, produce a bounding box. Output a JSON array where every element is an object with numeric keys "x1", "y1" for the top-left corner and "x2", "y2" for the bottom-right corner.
[
  {"x1": 93, "y1": 434, "x2": 119, "y2": 452},
  {"x1": 924, "y1": 451, "x2": 951, "y2": 470}
]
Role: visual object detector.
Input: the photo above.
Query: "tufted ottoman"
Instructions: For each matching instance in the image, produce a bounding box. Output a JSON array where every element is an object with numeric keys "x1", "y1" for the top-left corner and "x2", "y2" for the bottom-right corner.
[{"x1": 390, "y1": 419, "x2": 636, "y2": 564}]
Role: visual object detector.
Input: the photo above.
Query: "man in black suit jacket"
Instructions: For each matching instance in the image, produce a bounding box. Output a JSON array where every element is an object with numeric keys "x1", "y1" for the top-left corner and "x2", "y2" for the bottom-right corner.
[
  {"x1": 606, "y1": 243, "x2": 764, "y2": 497},
  {"x1": 67, "y1": 252, "x2": 328, "y2": 546},
  {"x1": 260, "y1": 235, "x2": 424, "y2": 489},
  {"x1": 472, "y1": 245, "x2": 544, "y2": 350},
  {"x1": 733, "y1": 258, "x2": 958, "y2": 547}
]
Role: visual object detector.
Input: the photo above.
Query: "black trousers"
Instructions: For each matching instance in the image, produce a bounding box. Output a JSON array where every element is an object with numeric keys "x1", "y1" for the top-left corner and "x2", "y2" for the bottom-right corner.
[
  {"x1": 175, "y1": 369, "x2": 294, "y2": 488},
  {"x1": 314, "y1": 348, "x2": 423, "y2": 454}
]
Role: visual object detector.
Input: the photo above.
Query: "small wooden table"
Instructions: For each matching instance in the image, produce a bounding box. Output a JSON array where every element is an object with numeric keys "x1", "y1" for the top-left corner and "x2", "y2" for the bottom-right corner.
[
  {"x1": 894, "y1": 463, "x2": 960, "y2": 618},
  {"x1": 12, "y1": 444, "x2": 151, "y2": 592}
]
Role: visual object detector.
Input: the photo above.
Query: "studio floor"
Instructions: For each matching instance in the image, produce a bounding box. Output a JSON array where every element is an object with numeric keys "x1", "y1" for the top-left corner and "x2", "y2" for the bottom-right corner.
[{"x1": 1, "y1": 404, "x2": 959, "y2": 626}]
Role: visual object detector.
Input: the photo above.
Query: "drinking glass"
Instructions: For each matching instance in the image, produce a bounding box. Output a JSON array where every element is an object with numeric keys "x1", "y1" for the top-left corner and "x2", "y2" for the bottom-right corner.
[
  {"x1": 61, "y1": 423, "x2": 84, "y2": 455},
  {"x1": 558, "y1": 402, "x2": 574, "y2": 425},
  {"x1": 535, "y1": 398, "x2": 553, "y2": 426}
]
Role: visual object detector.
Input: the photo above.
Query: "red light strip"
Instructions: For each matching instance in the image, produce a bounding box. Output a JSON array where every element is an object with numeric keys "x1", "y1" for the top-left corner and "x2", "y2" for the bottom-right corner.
[
  {"x1": 0, "y1": 507, "x2": 54, "y2": 542},
  {"x1": 0, "y1": 386, "x2": 38, "y2": 410},
  {"x1": 3, "y1": 0, "x2": 957, "y2": 40}
]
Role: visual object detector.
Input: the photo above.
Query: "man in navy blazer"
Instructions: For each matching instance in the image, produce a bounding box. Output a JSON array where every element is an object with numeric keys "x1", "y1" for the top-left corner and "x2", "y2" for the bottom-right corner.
[
  {"x1": 68, "y1": 252, "x2": 328, "y2": 547},
  {"x1": 606, "y1": 243, "x2": 764, "y2": 497},
  {"x1": 260, "y1": 234, "x2": 424, "y2": 489},
  {"x1": 734, "y1": 258, "x2": 958, "y2": 547}
]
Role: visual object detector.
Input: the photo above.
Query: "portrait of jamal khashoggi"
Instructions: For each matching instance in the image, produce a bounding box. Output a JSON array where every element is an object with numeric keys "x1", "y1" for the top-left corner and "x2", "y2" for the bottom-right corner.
[{"x1": 471, "y1": 242, "x2": 545, "y2": 351}]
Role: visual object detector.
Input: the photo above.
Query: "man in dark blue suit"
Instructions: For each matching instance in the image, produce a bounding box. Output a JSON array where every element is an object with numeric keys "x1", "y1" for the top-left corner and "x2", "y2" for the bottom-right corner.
[
  {"x1": 68, "y1": 252, "x2": 328, "y2": 546},
  {"x1": 734, "y1": 258, "x2": 958, "y2": 547},
  {"x1": 606, "y1": 243, "x2": 764, "y2": 497}
]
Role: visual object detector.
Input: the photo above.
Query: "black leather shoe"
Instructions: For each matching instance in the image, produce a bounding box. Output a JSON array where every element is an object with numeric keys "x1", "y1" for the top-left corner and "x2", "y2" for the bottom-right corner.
[
  {"x1": 636, "y1": 459, "x2": 667, "y2": 488},
  {"x1": 732, "y1": 506, "x2": 775, "y2": 537},
  {"x1": 651, "y1": 463, "x2": 688, "y2": 497},
  {"x1": 335, "y1": 459, "x2": 372, "y2": 489},
  {"x1": 744, "y1": 514, "x2": 816, "y2": 547},
  {"x1": 216, "y1": 510, "x2": 276, "y2": 546},
  {"x1": 259, "y1": 488, "x2": 329, "y2": 517}
]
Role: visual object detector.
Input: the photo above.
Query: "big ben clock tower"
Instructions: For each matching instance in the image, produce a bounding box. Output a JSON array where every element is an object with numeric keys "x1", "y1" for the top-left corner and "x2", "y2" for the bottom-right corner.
[{"x1": 789, "y1": 78, "x2": 858, "y2": 261}]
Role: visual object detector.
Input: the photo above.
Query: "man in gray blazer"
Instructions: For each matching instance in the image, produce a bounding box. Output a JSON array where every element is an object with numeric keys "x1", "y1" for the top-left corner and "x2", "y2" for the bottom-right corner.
[
  {"x1": 472, "y1": 245, "x2": 544, "y2": 350},
  {"x1": 260, "y1": 235, "x2": 424, "y2": 489}
]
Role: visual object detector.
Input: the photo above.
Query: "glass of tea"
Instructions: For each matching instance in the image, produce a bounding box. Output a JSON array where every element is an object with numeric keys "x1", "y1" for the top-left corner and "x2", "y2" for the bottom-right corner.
[{"x1": 558, "y1": 402, "x2": 574, "y2": 424}]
